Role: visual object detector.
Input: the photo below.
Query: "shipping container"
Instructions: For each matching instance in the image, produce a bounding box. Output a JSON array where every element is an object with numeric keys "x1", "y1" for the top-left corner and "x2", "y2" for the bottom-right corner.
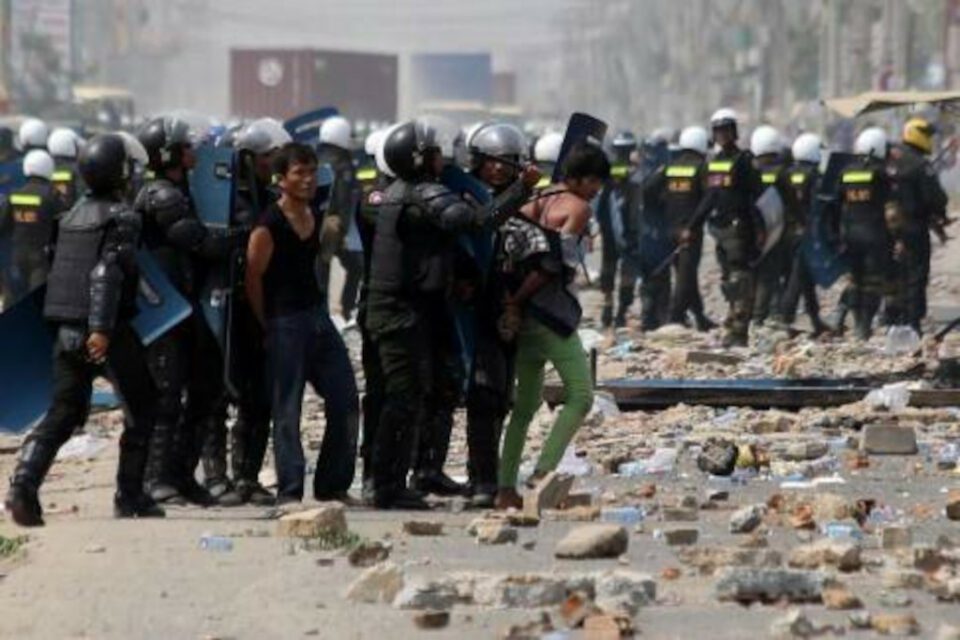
[
  {"x1": 409, "y1": 53, "x2": 492, "y2": 109},
  {"x1": 230, "y1": 48, "x2": 398, "y2": 122}
]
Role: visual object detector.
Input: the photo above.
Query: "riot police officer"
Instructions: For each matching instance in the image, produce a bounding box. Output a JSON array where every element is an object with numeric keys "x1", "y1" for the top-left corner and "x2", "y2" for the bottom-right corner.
[
  {"x1": 365, "y1": 119, "x2": 536, "y2": 509},
  {"x1": 642, "y1": 125, "x2": 713, "y2": 329},
  {"x1": 885, "y1": 118, "x2": 949, "y2": 332},
  {"x1": 316, "y1": 116, "x2": 361, "y2": 314},
  {"x1": 838, "y1": 128, "x2": 895, "y2": 340},
  {"x1": 5, "y1": 134, "x2": 164, "y2": 526},
  {"x1": 597, "y1": 131, "x2": 639, "y2": 327},
  {"x1": 777, "y1": 133, "x2": 828, "y2": 334},
  {"x1": 0, "y1": 149, "x2": 65, "y2": 302},
  {"x1": 697, "y1": 109, "x2": 763, "y2": 347},
  {"x1": 462, "y1": 121, "x2": 531, "y2": 507},
  {"x1": 135, "y1": 116, "x2": 241, "y2": 506},
  {"x1": 750, "y1": 125, "x2": 793, "y2": 325},
  {"x1": 47, "y1": 127, "x2": 84, "y2": 210}
]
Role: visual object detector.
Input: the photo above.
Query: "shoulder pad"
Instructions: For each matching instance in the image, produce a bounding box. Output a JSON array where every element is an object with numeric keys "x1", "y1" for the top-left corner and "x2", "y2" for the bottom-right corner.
[
  {"x1": 415, "y1": 181, "x2": 461, "y2": 210},
  {"x1": 138, "y1": 180, "x2": 189, "y2": 224}
]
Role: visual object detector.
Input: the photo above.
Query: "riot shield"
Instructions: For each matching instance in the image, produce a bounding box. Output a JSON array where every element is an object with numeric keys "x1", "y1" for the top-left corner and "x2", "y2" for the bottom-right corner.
[
  {"x1": 283, "y1": 107, "x2": 340, "y2": 145},
  {"x1": 802, "y1": 152, "x2": 855, "y2": 287},
  {"x1": 0, "y1": 158, "x2": 25, "y2": 197},
  {"x1": 0, "y1": 288, "x2": 54, "y2": 432},
  {"x1": 132, "y1": 251, "x2": 192, "y2": 345},
  {"x1": 552, "y1": 113, "x2": 608, "y2": 184},
  {"x1": 757, "y1": 186, "x2": 785, "y2": 257}
]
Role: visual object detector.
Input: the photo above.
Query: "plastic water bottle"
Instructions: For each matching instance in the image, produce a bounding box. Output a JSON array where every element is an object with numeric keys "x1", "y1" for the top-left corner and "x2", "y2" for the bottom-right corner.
[
  {"x1": 199, "y1": 534, "x2": 234, "y2": 552},
  {"x1": 821, "y1": 522, "x2": 863, "y2": 541},
  {"x1": 600, "y1": 506, "x2": 645, "y2": 526},
  {"x1": 937, "y1": 443, "x2": 959, "y2": 470}
]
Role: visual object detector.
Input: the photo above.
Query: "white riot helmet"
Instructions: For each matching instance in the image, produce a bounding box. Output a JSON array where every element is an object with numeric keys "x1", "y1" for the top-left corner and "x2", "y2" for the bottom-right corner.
[
  {"x1": 791, "y1": 133, "x2": 822, "y2": 164},
  {"x1": 23, "y1": 149, "x2": 55, "y2": 180},
  {"x1": 375, "y1": 123, "x2": 399, "y2": 178},
  {"x1": 469, "y1": 122, "x2": 527, "y2": 166},
  {"x1": 750, "y1": 125, "x2": 781, "y2": 157},
  {"x1": 854, "y1": 127, "x2": 888, "y2": 159},
  {"x1": 237, "y1": 118, "x2": 290, "y2": 155},
  {"x1": 117, "y1": 131, "x2": 149, "y2": 169},
  {"x1": 463, "y1": 121, "x2": 491, "y2": 151},
  {"x1": 678, "y1": 126, "x2": 709, "y2": 155},
  {"x1": 48, "y1": 127, "x2": 81, "y2": 159},
  {"x1": 709, "y1": 108, "x2": 738, "y2": 130},
  {"x1": 19, "y1": 118, "x2": 49, "y2": 151},
  {"x1": 364, "y1": 129, "x2": 387, "y2": 157},
  {"x1": 533, "y1": 131, "x2": 563, "y2": 164},
  {"x1": 319, "y1": 116, "x2": 352, "y2": 150}
]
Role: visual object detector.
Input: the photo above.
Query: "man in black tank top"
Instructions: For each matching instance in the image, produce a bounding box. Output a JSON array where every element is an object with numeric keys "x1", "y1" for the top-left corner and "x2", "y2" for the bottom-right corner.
[{"x1": 245, "y1": 143, "x2": 360, "y2": 504}]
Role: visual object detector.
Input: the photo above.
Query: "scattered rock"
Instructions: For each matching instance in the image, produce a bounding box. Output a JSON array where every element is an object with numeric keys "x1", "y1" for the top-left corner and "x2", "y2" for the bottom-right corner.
[
  {"x1": 697, "y1": 439, "x2": 738, "y2": 476},
  {"x1": 394, "y1": 578, "x2": 461, "y2": 610},
  {"x1": 848, "y1": 611, "x2": 873, "y2": 630},
  {"x1": 277, "y1": 505, "x2": 347, "y2": 538},
  {"x1": 555, "y1": 525, "x2": 628, "y2": 559},
  {"x1": 686, "y1": 350, "x2": 743, "y2": 366},
  {"x1": 524, "y1": 472, "x2": 575, "y2": 518},
  {"x1": 947, "y1": 490, "x2": 960, "y2": 521},
  {"x1": 871, "y1": 613, "x2": 920, "y2": 636},
  {"x1": 788, "y1": 540, "x2": 862, "y2": 572},
  {"x1": 782, "y1": 441, "x2": 830, "y2": 462},
  {"x1": 770, "y1": 609, "x2": 818, "y2": 639},
  {"x1": 344, "y1": 562, "x2": 405, "y2": 604},
  {"x1": 563, "y1": 493, "x2": 594, "y2": 509},
  {"x1": 402, "y1": 521, "x2": 444, "y2": 536},
  {"x1": 545, "y1": 506, "x2": 601, "y2": 522},
  {"x1": 348, "y1": 540, "x2": 391, "y2": 568},
  {"x1": 583, "y1": 613, "x2": 633, "y2": 639},
  {"x1": 675, "y1": 547, "x2": 782, "y2": 575},
  {"x1": 413, "y1": 610, "x2": 450, "y2": 630},
  {"x1": 811, "y1": 493, "x2": 852, "y2": 522},
  {"x1": 881, "y1": 569, "x2": 926, "y2": 590},
  {"x1": 822, "y1": 584, "x2": 862, "y2": 610},
  {"x1": 593, "y1": 570, "x2": 657, "y2": 615},
  {"x1": 881, "y1": 526, "x2": 914, "y2": 550},
  {"x1": 661, "y1": 507, "x2": 698, "y2": 522},
  {"x1": 661, "y1": 528, "x2": 699, "y2": 546},
  {"x1": 714, "y1": 568, "x2": 826, "y2": 604},
  {"x1": 861, "y1": 424, "x2": 918, "y2": 455},
  {"x1": 476, "y1": 521, "x2": 518, "y2": 546},
  {"x1": 472, "y1": 573, "x2": 593, "y2": 608},
  {"x1": 729, "y1": 504, "x2": 766, "y2": 534},
  {"x1": 559, "y1": 591, "x2": 597, "y2": 628}
]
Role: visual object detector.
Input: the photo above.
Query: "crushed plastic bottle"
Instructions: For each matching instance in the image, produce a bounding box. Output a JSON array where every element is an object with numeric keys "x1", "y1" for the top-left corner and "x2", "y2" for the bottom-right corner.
[
  {"x1": 556, "y1": 447, "x2": 593, "y2": 477},
  {"x1": 590, "y1": 392, "x2": 621, "y2": 420},
  {"x1": 606, "y1": 340, "x2": 635, "y2": 359},
  {"x1": 883, "y1": 325, "x2": 921, "y2": 356},
  {"x1": 821, "y1": 522, "x2": 864, "y2": 541},
  {"x1": 618, "y1": 448, "x2": 677, "y2": 477},
  {"x1": 600, "y1": 506, "x2": 645, "y2": 526},
  {"x1": 199, "y1": 534, "x2": 234, "y2": 552},
  {"x1": 864, "y1": 383, "x2": 911, "y2": 412},
  {"x1": 55, "y1": 434, "x2": 109, "y2": 461},
  {"x1": 866, "y1": 505, "x2": 898, "y2": 526}
]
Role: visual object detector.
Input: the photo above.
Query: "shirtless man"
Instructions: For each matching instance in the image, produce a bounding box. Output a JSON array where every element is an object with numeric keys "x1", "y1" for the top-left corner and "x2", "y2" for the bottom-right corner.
[{"x1": 494, "y1": 142, "x2": 609, "y2": 510}]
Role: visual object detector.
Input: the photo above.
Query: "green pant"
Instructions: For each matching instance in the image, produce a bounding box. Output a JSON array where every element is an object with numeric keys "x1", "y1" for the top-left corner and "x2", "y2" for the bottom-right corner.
[{"x1": 498, "y1": 317, "x2": 593, "y2": 488}]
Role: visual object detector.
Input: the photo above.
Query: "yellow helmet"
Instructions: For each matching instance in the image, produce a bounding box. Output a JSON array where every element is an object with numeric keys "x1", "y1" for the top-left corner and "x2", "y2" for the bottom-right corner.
[{"x1": 902, "y1": 118, "x2": 935, "y2": 154}]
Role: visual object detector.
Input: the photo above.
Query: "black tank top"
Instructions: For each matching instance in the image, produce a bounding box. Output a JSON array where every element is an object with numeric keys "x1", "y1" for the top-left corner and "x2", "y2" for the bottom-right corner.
[{"x1": 256, "y1": 202, "x2": 321, "y2": 319}]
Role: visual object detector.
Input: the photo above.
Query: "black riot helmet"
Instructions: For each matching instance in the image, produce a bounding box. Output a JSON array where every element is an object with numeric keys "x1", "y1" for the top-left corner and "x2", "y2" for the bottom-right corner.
[
  {"x1": 79, "y1": 134, "x2": 129, "y2": 196},
  {"x1": 138, "y1": 116, "x2": 193, "y2": 172},
  {"x1": 382, "y1": 119, "x2": 441, "y2": 181}
]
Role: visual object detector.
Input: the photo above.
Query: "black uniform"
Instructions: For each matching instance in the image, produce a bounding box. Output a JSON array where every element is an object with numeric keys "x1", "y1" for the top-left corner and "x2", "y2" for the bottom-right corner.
[
  {"x1": 699, "y1": 146, "x2": 763, "y2": 345},
  {"x1": 0, "y1": 178, "x2": 64, "y2": 303},
  {"x1": 885, "y1": 143, "x2": 949, "y2": 331},
  {"x1": 51, "y1": 160, "x2": 82, "y2": 210},
  {"x1": 596, "y1": 160, "x2": 639, "y2": 327},
  {"x1": 7, "y1": 196, "x2": 159, "y2": 521},
  {"x1": 838, "y1": 157, "x2": 894, "y2": 340},
  {"x1": 315, "y1": 143, "x2": 360, "y2": 313},
  {"x1": 752, "y1": 156, "x2": 794, "y2": 324},
  {"x1": 778, "y1": 161, "x2": 826, "y2": 330},
  {"x1": 135, "y1": 176, "x2": 239, "y2": 502},
  {"x1": 365, "y1": 177, "x2": 529, "y2": 507},
  {"x1": 642, "y1": 150, "x2": 711, "y2": 327}
]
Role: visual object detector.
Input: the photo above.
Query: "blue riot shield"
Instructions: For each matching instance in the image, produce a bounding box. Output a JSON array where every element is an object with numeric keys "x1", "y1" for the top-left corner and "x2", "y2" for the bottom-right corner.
[
  {"x1": 132, "y1": 251, "x2": 192, "y2": 345},
  {"x1": 0, "y1": 288, "x2": 54, "y2": 432},
  {"x1": 284, "y1": 107, "x2": 340, "y2": 145},
  {"x1": 0, "y1": 159, "x2": 25, "y2": 197},
  {"x1": 440, "y1": 165, "x2": 494, "y2": 388},
  {"x1": 803, "y1": 152, "x2": 855, "y2": 287}
]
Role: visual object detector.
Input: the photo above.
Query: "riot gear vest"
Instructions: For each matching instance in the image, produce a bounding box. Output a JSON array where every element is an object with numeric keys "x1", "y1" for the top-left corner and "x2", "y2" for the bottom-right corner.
[
  {"x1": 44, "y1": 198, "x2": 139, "y2": 326},
  {"x1": 6, "y1": 180, "x2": 62, "y2": 260},
  {"x1": 705, "y1": 148, "x2": 759, "y2": 225},
  {"x1": 839, "y1": 160, "x2": 891, "y2": 246},
  {"x1": 887, "y1": 143, "x2": 947, "y2": 236},
  {"x1": 786, "y1": 163, "x2": 818, "y2": 229},
  {"x1": 367, "y1": 180, "x2": 461, "y2": 297},
  {"x1": 662, "y1": 152, "x2": 706, "y2": 230},
  {"x1": 51, "y1": 161, "x2": 80, "y2": 209}
]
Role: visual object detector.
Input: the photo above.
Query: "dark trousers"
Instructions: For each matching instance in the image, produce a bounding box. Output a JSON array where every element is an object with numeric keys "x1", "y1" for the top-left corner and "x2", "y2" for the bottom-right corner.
[
  {"x1": 372, "y1": 309, "x2": 460, "y2": 495},
  {"x1": 226, "y1": 301, "x2": 272, "y2": 485},
  {"x1": 266, "y1": 308, "x2": 359, "y2": 500},
  {"x1": 145, "y1": 314, "x2": 226, "y2": 490},
  {"x1": 779, "y1": 234, "x2": 821, "y2": 325},
  {"x1": 13, "y1": 323, "x2": 156, "y2": 496},
  {"x1": 753, "y1": 237, "x2": 788, "y2": 323},
  {"x1": 466, "y1": 320, "x2": 513, "y2": 491},
  {"x1": 669, "y1": 234, "x2": 706, "y2": 324},
  {"x1": 847, "y1": 239, "x2": 892, "y2": 339},
  {"x1": 338, "y1": 250, "x2": 364, "y2": 319},
  {"x1": 359, "y1": 314, "x2": 384, "y2": 482}
]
